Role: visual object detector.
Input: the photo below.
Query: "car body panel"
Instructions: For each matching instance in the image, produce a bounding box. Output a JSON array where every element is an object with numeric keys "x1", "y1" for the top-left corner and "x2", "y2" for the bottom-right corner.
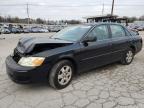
[{"x1": 17, "y1": 37, "x2": 73, "y2": 54}]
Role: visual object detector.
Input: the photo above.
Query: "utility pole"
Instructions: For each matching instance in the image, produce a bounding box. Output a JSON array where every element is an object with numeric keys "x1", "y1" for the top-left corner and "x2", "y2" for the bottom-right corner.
[
  {"x1": 26, "y1": 3, "x2": 30, "y2": 26},
  {"x1": 111, "y1": 0, "x2": 115, "y2": 16},
  {"x1": 102, "y1": 3, "x2": 104, "y2": 15}
]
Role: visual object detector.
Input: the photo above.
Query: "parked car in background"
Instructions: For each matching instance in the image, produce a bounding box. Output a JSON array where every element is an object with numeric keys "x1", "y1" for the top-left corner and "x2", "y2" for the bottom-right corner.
[
  {"x1": 0, "y1": 23, "x2": 68, "y2": 34},
  {"x1": 1, "y1": 27, "x2": 11, "y2": 34},
  {"x1": 23, "y1": 28, "x2": 31, "y2": 33},
  {"x1": 128, "y1": 24, "x2": 144, "y2": 31},
  {"x1": 127, "y1": 28, "x2": 139, "y2": 35},
  {"x1": 11, "y1": 27, "x2": 21, "y2": 34},
  {"x1": 0, "y1": 26, "x2": 2, "y2": 34},
  {"x1": 31, "y1": 27, "x2": 49, "y2": 33},
  {"x1": 137, "y1": 26, "x2": 144, "y2": 31},
  {"x1": 31, "y1": 27, "x2": 40, "y2": 33},
  {"x1": 18, "y1": 28, "x2": 24, "y2": 33},
  {"x1": 39, "y1": 28, "x2": 49, "y2": 33},
  {"x1": 6, "y1": 23, "x2": 143, "y2": 89},
  {"x1": 49, "y1": 26, "x2": 61, "y2": 32}
]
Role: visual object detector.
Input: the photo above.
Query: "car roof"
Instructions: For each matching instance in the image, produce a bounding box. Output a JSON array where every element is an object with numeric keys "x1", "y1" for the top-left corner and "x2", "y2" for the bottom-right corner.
[{"x1": 82, "y1": 22, "x2": 124, "y2": 27}]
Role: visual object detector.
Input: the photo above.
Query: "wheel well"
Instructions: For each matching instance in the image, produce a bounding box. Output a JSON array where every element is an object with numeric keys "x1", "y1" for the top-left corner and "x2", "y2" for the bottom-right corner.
[
  {"x1": 58, "y1": 58, "x2": 78, "y2": 74},
  {"x1": 130, "y1": 46, "x2": 136, "y2": 54},
  {"x1": 47, "y1": 57, "x2": 78, "y2": 79}
]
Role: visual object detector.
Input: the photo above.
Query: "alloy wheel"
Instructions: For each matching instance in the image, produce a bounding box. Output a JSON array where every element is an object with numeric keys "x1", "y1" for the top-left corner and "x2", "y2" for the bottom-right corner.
[
  {"x1": 126, "y1": 50, "x2": 133, "y2": 63},
  {"x1": 58, "y1": 65, "x2": 72, "y2": 85}
]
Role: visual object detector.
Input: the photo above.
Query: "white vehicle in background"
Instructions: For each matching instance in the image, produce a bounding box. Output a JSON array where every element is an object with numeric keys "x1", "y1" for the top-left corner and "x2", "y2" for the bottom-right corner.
[
  {"x1": 49, "y1": 26, "x2": 63, "y2": 32},
  {"x1": 23, "y1": 28, "x2": 31, "y2": 33},
  {"x1": 1, "y1": 27, "x2": 11, "y2": 34},
  {"x1": 31, "y1": 27, "x2": 49, "y2": 33},
  {"x1": 39, "y1": 28, "x2": 49, "y2": 33},
  {"x1": 0, "y1": 26, "x2": 5, "y2": 39}
]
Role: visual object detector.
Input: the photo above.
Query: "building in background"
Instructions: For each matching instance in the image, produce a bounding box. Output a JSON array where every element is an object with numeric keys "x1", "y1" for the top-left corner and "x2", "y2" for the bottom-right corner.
[{"x1": 84, "y1": 15, "x2": 128, "y2": 26}]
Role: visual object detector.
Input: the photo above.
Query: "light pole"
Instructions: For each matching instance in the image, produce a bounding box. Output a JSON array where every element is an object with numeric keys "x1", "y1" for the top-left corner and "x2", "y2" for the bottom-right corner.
[
  {"x1": 111, "y1": 0, "x2": 115, "y2": 16},
  {"x1": 26, "y1": 3, "x2": 30, "y2": 27},
  {"x1": 102, "y1": 3, "x2": 104, "y2": 15}
]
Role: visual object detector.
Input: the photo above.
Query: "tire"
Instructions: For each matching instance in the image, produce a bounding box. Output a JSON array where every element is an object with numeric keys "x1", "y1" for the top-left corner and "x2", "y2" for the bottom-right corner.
[
  {"x1": 49, "y1": 60, "x2": 74, "y2": 89},
  {"x1": 120, "y1": 48, "x2": 134, "y2": 65}
]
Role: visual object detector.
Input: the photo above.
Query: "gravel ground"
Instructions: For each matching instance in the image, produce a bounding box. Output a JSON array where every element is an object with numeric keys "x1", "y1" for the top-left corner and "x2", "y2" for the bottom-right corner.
[{"x1": 0, "y1": 32, "x2": 144, "y2": 108}]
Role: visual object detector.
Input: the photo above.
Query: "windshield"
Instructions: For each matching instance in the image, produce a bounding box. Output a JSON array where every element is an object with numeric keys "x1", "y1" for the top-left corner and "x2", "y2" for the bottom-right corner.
[{"x1": 52, "y1": 25, "x2": 91, "y2": 41}]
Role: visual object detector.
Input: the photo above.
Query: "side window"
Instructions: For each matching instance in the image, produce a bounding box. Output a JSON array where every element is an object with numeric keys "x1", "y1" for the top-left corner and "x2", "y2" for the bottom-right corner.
[
  {"x1": 125, "y1": 29, "x2": 131, "y2": 36},
  {"x1": 88, "y1": 25, "x2": 109, "y2": 41},
  {"x1": 110, "y1": 25, "x2": 126, "y2": 38}
]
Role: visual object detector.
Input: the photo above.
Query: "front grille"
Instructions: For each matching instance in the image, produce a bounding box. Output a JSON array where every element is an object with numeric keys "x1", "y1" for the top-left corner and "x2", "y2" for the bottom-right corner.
[{"x1": 13, "y1": 49, "x2": 22, "y2": 62}]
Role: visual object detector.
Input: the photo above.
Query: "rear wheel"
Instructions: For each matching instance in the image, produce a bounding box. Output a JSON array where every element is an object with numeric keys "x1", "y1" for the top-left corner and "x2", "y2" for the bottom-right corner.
[
  {"x1": 121, "y1": 48, "x2": 134, "y2": 65},
  {"x1": 49, "y1": 60, "x2": 74, "y2": 89}
]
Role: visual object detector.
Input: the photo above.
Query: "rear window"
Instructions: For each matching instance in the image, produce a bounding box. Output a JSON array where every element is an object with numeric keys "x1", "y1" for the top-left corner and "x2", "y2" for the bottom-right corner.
[{"x1": 110, "y1": 25, "x2": 126, "y2": 38}]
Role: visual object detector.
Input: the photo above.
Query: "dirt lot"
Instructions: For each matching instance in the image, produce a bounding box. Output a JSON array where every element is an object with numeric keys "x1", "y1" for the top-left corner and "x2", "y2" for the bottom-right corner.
[{"x1": 0, "y1": 32, "x2": 144, "y2": 108}]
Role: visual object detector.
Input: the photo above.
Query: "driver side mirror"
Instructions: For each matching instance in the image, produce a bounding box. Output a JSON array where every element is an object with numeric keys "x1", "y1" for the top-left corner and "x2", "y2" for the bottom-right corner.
[{"x1": 82, "y1": 36, "x2": 97, "y2": 43}]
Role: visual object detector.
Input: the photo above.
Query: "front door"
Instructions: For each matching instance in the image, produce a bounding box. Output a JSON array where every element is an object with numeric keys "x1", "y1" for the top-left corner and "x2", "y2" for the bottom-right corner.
[{"x1": 78, "y1": 24, "x2": 113, "y2": 72}]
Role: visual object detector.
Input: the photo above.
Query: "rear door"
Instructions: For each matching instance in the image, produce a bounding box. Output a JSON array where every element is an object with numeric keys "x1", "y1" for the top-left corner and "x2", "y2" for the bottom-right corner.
[{"x1": 109, "y1": 24, "x2": 130, "y2": 61}]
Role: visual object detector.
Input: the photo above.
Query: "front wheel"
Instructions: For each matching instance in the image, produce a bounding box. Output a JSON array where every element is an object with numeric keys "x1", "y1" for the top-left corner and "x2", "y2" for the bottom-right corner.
[
  {"x1": 48, "y1": 60, "x2": 74, "y2": 89},
  {"x1": 120, "y1": 49, "x2": 134, "y2": 65}
]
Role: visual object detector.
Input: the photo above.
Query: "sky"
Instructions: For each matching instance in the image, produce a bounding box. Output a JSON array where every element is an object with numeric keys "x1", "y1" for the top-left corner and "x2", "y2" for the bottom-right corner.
[{"x1": 0, "y1": 0, "x2": 144, "y2": 20}]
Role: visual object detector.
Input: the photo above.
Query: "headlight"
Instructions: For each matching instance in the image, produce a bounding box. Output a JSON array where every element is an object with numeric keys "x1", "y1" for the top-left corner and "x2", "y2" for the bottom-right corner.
[{"x1": 18, "y1": 57, "x2": 45, "y2": 67}]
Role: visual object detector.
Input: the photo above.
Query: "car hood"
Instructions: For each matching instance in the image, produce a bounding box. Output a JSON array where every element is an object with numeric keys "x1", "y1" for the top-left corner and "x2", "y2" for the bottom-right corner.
[{"x1": 16, "y1": 37, "x2": 73, "y2": 54}]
